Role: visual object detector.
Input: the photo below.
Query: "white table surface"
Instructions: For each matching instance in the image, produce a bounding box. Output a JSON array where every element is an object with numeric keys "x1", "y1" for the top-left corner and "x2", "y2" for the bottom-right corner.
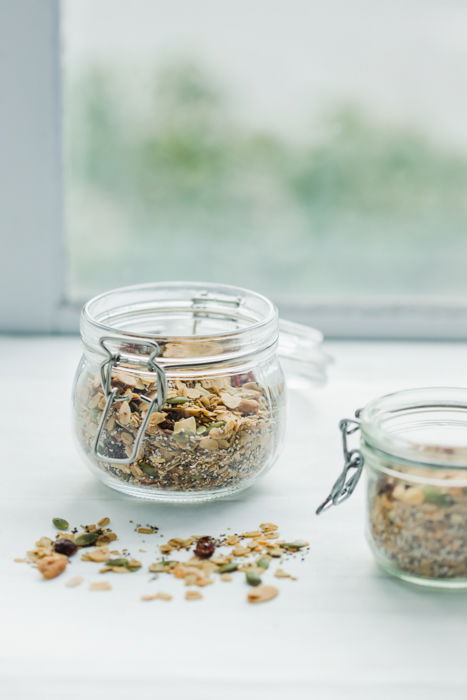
[{"x1": 2, "y1": 337, "x2": 467, "y2": 700}]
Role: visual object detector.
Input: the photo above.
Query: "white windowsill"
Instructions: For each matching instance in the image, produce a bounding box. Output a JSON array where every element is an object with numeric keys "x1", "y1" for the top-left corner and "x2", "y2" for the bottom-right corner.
[{"x1": 2, "y1": 335, "x2": 467, "y2": 698}]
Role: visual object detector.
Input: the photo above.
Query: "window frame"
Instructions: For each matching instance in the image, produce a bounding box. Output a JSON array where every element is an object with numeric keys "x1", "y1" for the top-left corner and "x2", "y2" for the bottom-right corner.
[{"x1": 2, "y1": 0, "x2": 467, "y2": 340}]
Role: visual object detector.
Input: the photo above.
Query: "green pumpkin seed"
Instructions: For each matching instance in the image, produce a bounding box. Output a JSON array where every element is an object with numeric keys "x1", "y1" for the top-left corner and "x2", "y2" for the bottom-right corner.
[
  {"x1": 217, "y1": 562, "x2": 238, "y2": 573},
  {"x1": 75, "y1": 532, "x2": 99, "y2": 547},
  {"x1": 166, "y1": 397, "x2": 190, "y2": 405},
  {"x1": 106, "y1": 558, "x2": 129, "y2": 567},
  {"x1": 52, "y1": 518, "x2": 69, "y2": 531},
  {"x1": 423, "y1": 486, "x2": 452, "y2": 507},
  {"x1": 207, "y1": 421, "x2": 225, "y2": 431},
  {"x1": 140, "y1": 463, "x2": 157, "y2": 476},
  {"x1": 196, "y1": 426, "x2": 207, "y2": 435},
  {"x1": 256, "y1": 556, "x2": 270, "y2": 570},
  {"x1": 246, "y1": 571, "x2": 262, "y2": 587}
]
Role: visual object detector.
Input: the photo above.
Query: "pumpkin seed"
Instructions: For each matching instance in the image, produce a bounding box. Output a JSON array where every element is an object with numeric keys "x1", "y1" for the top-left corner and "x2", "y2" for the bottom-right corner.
[
  {"x1": 423, "y1": 486, "x2": 453, "y2": 507},
  {"x1": 52, "y1": 518, "x2": 69, "y2": 531},
  {"x1": 166, "y1": 397, "x2": 190, "y2": 405},
  {"x1": 75, "y1": 532, "x2": 99, "y2": 547},
  {"x1": 206, "y1": 421, "x2": 225, "y2": 431},
  {"x1": 256, "y1": 556, "x2": 270, "y2": 570},
  {"x1": 246, "y1": 571, "x2": 262, "y2": 586},
  {"x1": 140, "y1": 463, "x2": 157, "y2": 476},
  {"x1": 106, "y1": 558, "x2": 129, "y2": 567},
  {"x1": 217, "y1": 562, "x2": 238, "y2": 573}
]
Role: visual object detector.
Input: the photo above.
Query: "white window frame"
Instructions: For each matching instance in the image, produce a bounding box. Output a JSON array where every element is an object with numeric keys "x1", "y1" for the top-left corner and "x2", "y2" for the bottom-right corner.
[{"x1": 2, "y1": 0, "x2": 467, "y2": 339}]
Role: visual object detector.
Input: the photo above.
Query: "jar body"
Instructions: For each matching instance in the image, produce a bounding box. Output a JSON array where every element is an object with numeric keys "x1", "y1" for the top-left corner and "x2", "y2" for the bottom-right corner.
[
  {"x1": 360, "y1": 388, "x2": 467, "y2": 588},
  {"x1": 72, "y1": 283, "x2": 288, "y2": 502}
]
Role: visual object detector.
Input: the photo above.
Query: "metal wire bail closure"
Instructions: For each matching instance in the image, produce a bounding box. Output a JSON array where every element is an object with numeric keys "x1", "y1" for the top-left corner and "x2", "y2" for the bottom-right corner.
[
  {"x1": 316, "y1": 415, "x2": 364, "y2": 515},
  {"x1": 93, "y1": 336, "x2": 167, "y2": 465}
]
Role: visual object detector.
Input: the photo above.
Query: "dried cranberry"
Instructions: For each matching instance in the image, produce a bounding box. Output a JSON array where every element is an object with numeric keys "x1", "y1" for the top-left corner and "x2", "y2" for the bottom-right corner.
[
  {"x1": 54, "y1": 538, "x2": 78, "y2": 557},
  {"x1": 194, "y1": 536, "x2": 215, "y2": 559}
]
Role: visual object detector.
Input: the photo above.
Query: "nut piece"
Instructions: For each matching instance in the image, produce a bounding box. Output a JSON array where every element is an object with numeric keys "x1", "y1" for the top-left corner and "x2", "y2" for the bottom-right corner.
[
  {"x1": 393, "y1": 484, "x2": 425, "y2": 505},
  {"x1": 185, "y1": 590, "x2": 203, "y2": 601},
  {"x1": 66, "y1": 576, "x2": 84, "y2": 588},
  {"x1": 37, "y1": 554, "x2": 67, "y2": 580},
  {"x1": 247, "y1": 585, "x2": 279, "y2": 604},
  {"x1": 141, "y1": 592, "x2": 173, "y2": 601},
  {"x1": 89, "y1": 581, "x2": 112, "y2": 591}
]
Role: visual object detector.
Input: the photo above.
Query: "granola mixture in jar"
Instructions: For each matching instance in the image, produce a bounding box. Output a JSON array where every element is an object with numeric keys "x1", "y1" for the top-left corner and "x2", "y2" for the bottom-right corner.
[
  {"x1": 368, "y1": 466, "x2": 467, "y2": 582},
  {"x1": 75, "y1": 363, "x2": 280, "y2": 496}
]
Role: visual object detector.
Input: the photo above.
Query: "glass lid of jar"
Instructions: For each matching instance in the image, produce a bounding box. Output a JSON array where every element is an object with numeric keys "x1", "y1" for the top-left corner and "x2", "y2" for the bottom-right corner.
[
  {"x1": 81, "y1": 282, "x2": 331, "y2": 386},
  {"x1": 360, "y1": 387, "x2": 467, "y2": 468}
]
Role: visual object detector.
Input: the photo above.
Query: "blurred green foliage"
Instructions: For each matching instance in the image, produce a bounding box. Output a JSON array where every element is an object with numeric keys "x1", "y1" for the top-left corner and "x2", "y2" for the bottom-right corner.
[{"x1": 65, "y1": 61, "x2": 467, "y2": 299}]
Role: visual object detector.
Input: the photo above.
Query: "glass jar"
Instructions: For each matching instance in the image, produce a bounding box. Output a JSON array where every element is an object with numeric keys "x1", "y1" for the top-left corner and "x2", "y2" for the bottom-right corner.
[
  {"x1": 317, "y1": 388, "x2": 467, "y2": 588},
  {"x1": 73, "y1": 282, "x2": 329, "y2": 502}
]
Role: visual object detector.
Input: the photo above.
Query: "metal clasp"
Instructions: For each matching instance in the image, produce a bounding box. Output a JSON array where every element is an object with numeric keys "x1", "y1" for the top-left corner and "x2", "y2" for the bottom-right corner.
[
  {"x1": 191, "y1": 291, "x2": 242, "y2": 335},
  {"x1": 93, "y1": 336, "x2": 167, "y2": 465},
  {"x1": 316, "y1": 413, "x2": 364, "y2": 514}
]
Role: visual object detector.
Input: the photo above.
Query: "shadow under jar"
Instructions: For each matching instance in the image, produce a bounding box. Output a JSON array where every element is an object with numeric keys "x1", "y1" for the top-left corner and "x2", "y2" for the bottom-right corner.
[
  {"x1": 73, "y1": 282, "x2": 326, "y2": 503},
  {"x1": 318, "y1": 388, "x2": 467, "y2": 588}
]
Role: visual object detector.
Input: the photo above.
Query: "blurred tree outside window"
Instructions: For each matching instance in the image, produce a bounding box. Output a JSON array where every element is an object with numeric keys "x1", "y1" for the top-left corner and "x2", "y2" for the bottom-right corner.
[{"x1": 63, "y1": 0, "x2": 467, "y2": 305}]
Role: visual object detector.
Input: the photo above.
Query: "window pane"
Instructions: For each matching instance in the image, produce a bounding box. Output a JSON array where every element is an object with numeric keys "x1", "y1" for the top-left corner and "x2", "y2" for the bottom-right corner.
[{"x1": 63, "y1": 0, "x2": 467, "y2": 303}]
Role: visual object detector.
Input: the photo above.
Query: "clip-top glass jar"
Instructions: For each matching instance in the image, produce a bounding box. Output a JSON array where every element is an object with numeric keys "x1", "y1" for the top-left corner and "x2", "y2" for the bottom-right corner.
[
  {"x1": 73, "y1": 282, "x2": 329, "y2": 502},
  {"x1": 318, "y1": 388, "x2": 467, "y2": 588}
]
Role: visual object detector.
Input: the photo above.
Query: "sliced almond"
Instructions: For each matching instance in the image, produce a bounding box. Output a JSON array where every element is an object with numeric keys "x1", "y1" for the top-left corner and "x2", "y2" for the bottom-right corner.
[
  {"x1": 66, "y1": 576, "x2": 84, "y2": 588},
  {"x1": 247, "y1": 585, "x2": 278, "y2": 604},
  {"x1": 141, "y1": 592, "x2": 172, "y2": 601},
  {"x1": 89, "y1": 581, "x2": 112, "y2": 591}
]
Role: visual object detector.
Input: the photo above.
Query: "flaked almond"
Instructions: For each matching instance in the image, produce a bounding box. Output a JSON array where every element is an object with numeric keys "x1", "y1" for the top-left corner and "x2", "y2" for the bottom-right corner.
[
  {"x1": 141, "y1": 592, "x2": 172, "y2": 601},
  {"x1": 185, "y1": 590, "x2": 203, "y2": 601},
  {"x1": 66, "y1": 575, "x2": 84, "y2": 588},
  {"x1": 238, "y1": 398, "x2": 259, "y2": 414},
  {"x1": 89, "y1": 581, "x2": 112, "y2": 591},
  {"x1": 173, "y1": 416, "x2": 196, "y2": 434},
  {"x1": 247, "y1": 585, "x2": 278, "y2": 604},
  {"x1": 117, "y1": 401, "x2": 132, "y2": 426},
  {"x1": 220, "y1": 392, "x2": 241, "y2": 409}
]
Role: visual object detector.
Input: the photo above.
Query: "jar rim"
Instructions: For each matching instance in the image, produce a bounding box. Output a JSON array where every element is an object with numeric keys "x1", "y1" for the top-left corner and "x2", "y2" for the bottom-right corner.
[
  {"x1": 360, "y1": 387, "x2": 467, "y2": 469},
  {"x1": 81, "y1": 281, "x2": 278, "y2": 364}
]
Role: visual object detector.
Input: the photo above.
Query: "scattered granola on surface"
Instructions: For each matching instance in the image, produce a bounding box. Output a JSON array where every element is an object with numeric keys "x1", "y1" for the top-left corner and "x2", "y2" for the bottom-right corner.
[
  {"x1": 19, "y1": 517, "x2": 119, "y2": 580},
  {"x1": 75, "y1": 363, "x2": 279, "y2": 494},
  {"x1": 17, "y1": 519, "x2": 308, "y2": 602}
]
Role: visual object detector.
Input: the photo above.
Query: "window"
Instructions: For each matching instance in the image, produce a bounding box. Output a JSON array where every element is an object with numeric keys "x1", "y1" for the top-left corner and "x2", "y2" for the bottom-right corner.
[{"x1": 3, "y1": 1, "x2": 467, "y2": 336}]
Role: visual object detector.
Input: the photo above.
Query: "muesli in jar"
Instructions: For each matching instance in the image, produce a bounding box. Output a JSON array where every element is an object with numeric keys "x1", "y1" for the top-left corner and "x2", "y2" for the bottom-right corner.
[
  {"x1": 75, "y1": 362, "x2": 276, "y2": 494},
  {"x1": 369, "y1": 466, "x2": 467, "y2": 581}
]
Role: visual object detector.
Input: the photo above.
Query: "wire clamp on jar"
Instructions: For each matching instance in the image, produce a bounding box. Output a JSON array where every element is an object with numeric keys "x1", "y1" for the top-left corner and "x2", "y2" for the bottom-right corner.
[
  {"x1": 93, "y1": 336, "x2": 167, "y2": 465},
  {"x1": 316, "y1": 414, "x2": 364, "y2": 514}
]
